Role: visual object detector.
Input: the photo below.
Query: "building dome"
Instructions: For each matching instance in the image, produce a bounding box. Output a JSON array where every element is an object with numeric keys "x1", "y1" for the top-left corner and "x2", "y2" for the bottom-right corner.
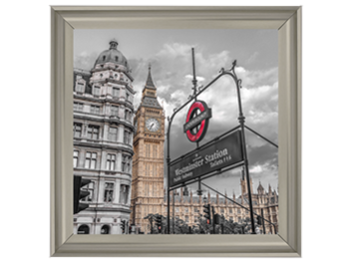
[{"x1": 93, "y1": 39, "x2": 129, "y2": 69}]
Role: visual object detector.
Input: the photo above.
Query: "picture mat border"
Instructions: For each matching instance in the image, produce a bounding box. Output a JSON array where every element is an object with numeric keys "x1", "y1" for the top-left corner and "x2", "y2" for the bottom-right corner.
[{"x1": 51, "y1": 6, "x2": 301, "y2": 257}]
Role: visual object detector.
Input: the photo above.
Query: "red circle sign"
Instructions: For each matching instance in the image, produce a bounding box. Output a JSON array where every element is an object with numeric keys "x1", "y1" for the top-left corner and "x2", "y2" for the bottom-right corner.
[{"x1": 185, "y1": 100, "x2": 211, "y2": 143}]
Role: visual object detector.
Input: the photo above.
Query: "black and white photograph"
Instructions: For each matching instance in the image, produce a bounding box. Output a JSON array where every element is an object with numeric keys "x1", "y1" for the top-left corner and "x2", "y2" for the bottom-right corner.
[{"x1": 73, "y1": 29, "x2": 279, "y2": 235}]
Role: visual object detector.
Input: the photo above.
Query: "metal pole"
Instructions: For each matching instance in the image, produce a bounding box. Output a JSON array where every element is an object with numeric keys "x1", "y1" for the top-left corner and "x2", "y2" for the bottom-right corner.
[
  {"x1": 192, "y1": 48, "x2": 198, "y2": 90},
  {"x1": 235, "y1": 77, "x2": 256, "y2": 234},
  {"x1": 211, "y1": 206, "x2": 215, "y2": 234},
  {"x1": 191, "y1": 48, "x2": 201, "y2": 149},
  {"x1": 167, "y1": 155, "x2": 170, "y2": 234},
  {"x1": 172, "y1": 190, "x2": 175, "y2": 234},
  {"x1": 166, "y1": 117, "x2": 173, "y2": 234},
  {"x1": 261, "y1": 208, "x2": 266, "y2": 234}
]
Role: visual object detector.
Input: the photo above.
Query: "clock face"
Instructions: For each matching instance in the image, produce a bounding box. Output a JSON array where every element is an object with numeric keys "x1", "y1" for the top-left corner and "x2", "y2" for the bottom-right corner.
[{"x1": 145, "y1": 118, "x2": 160, "y2": 132}]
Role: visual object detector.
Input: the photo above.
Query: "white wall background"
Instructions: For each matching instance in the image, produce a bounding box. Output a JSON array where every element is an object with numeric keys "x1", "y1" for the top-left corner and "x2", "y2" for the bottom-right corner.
[{"x1": 1, "y1": 0, "x2": 349, "y2": 261}]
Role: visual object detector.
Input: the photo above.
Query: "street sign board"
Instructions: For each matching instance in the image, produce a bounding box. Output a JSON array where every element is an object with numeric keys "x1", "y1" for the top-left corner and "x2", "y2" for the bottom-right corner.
[{"x1": 169, "y1": 129, "x2": 244, "y2": 187}]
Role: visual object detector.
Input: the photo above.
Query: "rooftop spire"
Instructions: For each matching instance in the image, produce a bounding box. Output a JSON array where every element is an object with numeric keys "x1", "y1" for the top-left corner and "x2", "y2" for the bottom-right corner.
[{"x1": 145, "y1": 64, "x2": 156, "y2": 89}]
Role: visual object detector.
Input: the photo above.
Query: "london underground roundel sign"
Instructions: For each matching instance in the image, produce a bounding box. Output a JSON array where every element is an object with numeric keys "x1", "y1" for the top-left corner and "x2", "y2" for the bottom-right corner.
[{"x1": 183, "y1": 100, "x2": 212, "y2": 143}]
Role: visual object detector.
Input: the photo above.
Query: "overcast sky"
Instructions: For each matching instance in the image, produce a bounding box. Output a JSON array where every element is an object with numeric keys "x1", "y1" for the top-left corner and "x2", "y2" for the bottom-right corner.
[{"x1": 74, "y1": 29, "x2": 278, "y2": 198}]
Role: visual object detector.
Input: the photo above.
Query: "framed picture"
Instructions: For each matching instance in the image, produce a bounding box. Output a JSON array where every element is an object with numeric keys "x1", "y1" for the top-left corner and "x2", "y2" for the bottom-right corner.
[{"x1": 51, "y1": 6, "x2": 301, "y2": 257}]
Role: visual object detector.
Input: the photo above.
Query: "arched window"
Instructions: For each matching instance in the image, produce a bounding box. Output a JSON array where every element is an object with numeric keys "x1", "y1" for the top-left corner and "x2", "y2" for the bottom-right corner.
[
  {"x1": 101, "y1": 225, "x2": 110, "y2": 234},
  {"x1": 77, "y1": 224, "x2": 90, "y2": 234}
]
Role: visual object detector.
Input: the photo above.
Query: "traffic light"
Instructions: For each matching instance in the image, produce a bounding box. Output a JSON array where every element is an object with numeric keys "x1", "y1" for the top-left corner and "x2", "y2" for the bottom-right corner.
[
  {"x1": 155, "y1": 215, "x2": 162, "y2": 233},
  {"x1": 120, "y1": 220, "x2": 126, "y2": 233},
  {"x1": 214, "y1": 213, "x2": 221, "y2": 225},
  {"x1": 74, "y1": 175, "x2": 91, "y2": 214},
  {"x1": 257, "y1": 216, "x2": 263, "y2": 225},
  {"x1": 203, "y1": 204, "x2": 211, "y2": 224}
]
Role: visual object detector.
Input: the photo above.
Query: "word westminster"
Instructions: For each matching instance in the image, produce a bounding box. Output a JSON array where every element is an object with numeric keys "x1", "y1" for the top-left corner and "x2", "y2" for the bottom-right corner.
[{"x1": 174, "y1": 148, "x2": 229, "y2": 178}]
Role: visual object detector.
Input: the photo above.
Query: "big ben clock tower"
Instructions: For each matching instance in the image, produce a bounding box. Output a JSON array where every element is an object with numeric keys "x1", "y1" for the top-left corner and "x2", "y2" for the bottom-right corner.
[{"x1": 130, "y1": 65, "x2": 165, "y2": 234}]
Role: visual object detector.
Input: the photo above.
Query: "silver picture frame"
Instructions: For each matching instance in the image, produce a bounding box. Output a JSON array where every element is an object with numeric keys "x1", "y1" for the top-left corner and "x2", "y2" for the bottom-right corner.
[{"x1": 51, "y1": 6, "x2": 301, "y2": 257}]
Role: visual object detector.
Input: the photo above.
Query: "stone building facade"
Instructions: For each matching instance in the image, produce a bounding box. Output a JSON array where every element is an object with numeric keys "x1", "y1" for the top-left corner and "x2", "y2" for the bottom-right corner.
[
  {"x1": 73, "y1": 39, "x2": 136, "y2": 234},
  {"x1": 130, "y1": 67, "x2": 279, "y2": 234}
]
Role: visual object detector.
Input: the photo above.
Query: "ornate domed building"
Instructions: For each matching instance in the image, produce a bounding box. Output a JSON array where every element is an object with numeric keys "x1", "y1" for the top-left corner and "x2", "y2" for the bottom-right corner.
[{"x1": 73, "y1": 39, "x2": 136, "y2": 234}]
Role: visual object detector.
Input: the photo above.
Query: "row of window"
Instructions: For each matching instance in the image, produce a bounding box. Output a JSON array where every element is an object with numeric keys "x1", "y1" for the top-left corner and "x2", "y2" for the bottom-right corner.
[
  {"x1": 145, "y1": 164, "x2": 158, "y2": 177},
  {"x1": 74, "y1": 124, "x2": 99, "y2": 140},
  {"x1": 77, "y1": 224, "x2": 111, "y2": 234},
  {"x1": 74, "y1": 102, "x2": 133, "y2": 120},
  {"x1": 77, "y1": 222, "x2": 128, "y2": 234},
  {"x1": 75, "y1": 81, "x2": 131, "y2": 101},
  {"x1": 103, "y1": 183, "x2": 129, "y2": 204},
  {"x1": 73, "y1": 150, "x2": 132, "y2": 172},
  {"x1": 73, "y1": 123, "x2": 132, "y2": 144},
  {"x1": 174, "y1": 207, "x2": 250, "y2": 214},
  {"x1": 145, "y1": 144, "x2": 158, "y2": 158},
  {"x1": 97, "y1": 60, "x2": 128, "y2": 70},
  {"x1": 144, "y1": 183, "x2": 159, "y2": 197},
  {"x1": 80, "y1": 181, "x2": 129, "y2": 204},
  {"x1": 99, "y1": 72, "x2": 130, "y2": 83}
]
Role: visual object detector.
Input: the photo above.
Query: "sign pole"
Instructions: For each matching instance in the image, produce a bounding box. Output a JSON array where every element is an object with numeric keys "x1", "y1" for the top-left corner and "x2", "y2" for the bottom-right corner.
[
  {"x1": 211, "y1": 206, "x2": 215, "y2": 234},
  {"x1": 261, "y1": 208, "x2": 266, "y2": 234},
  {"x1": 167, "y1": 116, "x2": 172, "y2": 234},
  {"x1": 233, "y1": 66, "x2": 256, "y2": 234},
  {"x1": 191, "y1": 48, "x2": 201, "y2": 152},
  {"x1": 234, "y1": 91, "x2": 256, "y2": 232}
]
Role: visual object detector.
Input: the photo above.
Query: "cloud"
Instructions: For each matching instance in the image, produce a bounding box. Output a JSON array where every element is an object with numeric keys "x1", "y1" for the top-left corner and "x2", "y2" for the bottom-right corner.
[
  {"x1": 238, "y1": 67, "x2": 278, "y2": 89},
  {"x1": 74, "y1": 51, "x2": 99, "y2": 71},
  {"x1": 130, "y1": 43, "x2": 279, "y2": 186},
  {"x1": 74, "y1": 40, "x2": 278, "y2": 196},
  {"x1": 246, "y1": 51, "x2": 259, "y2": 64}
]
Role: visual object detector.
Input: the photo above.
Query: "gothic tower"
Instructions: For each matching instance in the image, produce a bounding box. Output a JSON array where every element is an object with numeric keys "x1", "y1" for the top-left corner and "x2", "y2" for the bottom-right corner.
[
  {"x1": 240, "y1": 167, "x2": 254, "y2": 196},
  {"x1": 130, "y1": 65, "x2": 165, "y2": 234}
]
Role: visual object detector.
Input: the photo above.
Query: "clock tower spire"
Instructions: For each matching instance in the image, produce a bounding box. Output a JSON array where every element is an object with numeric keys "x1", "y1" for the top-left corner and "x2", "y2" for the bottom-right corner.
[
  {"x1": 141, "y1": 64, "x2": 162, "y2": 106},
  {"x1": 130, "y1": 64, "x2": 165, "y2": 234}
]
